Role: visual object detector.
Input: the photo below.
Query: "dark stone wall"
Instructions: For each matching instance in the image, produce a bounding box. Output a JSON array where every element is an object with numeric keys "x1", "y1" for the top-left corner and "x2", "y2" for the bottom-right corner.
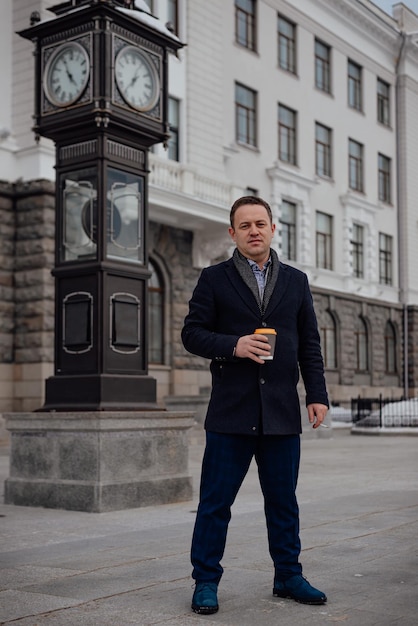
[
  {"x1": 0, "y1": 182, "x2": 14, "y2": 363},
  {"x1": 13, "y1": 180, "x2": 55, "y2": 364}
]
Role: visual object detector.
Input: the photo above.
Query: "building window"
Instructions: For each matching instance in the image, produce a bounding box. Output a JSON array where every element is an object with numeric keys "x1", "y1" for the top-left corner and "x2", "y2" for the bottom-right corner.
[
  {"x1": 377, "y1": 78, "x2": 390, "y2": 126},
  {"x1": 280, "y1": 200, "x2": 296, "y2": 260},
  {"x1": 321, "y1": 311, "x2": 337, "y2": 369},
  {"x1": 316, "y1": 211, "x2": 333, "y2": 270},
  {"x1": 379, "y1": 233, "x2": 393, "y2": 285},
  {"x1": 355, "y1": 316, "x2": 369, "y2": 372},
  {"x1": 349, "y1": 139, "x2": 364, "y2": 192},
  {"x1": 142, "y1": 0, "x2": 153, "y2": 10},
  {"x1": 278, "y1": 104, "x2": 297, "y2": 164},
  {"x1": 351, "y1": 223, "x2": 364, "y2": 279},
  {"x1": 235, "y1": 0, "x2": 256, "y2": 51},
  {"x1": 148, "y1": 259, "x2": 165, "y2": 364},
  {"x1": 378, "y1": 153, "x2": 391, "y2": 203},
  {"x1": 348, "y1": 60, "x2": 362, "y2": 111},
  {"x1": 236, "y1": 83, "x2": 257, "y2": 146},
  {"x1": 384, "y1": 321, "x2": 396, "y2": 374},
  {"x1": 167, "y1": 0, "x2": 179, "y2": 35},
  {"x1": 278, "y1": 14, "x2": 296, "y2": 74},
  {"x1": 168, "y1": 97, "x2": 180, "y2": 161},
  {"x1": 315, "y1": 122, "x2": 332, "y2": 177},
  {"x1": 315, "y1": 39, "x2": 331, "y2": 93}
]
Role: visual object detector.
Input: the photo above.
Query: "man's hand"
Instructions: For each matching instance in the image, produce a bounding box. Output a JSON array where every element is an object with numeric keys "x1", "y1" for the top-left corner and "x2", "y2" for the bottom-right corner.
[
  {"x1": 235, "y1": 333, "x2": 271, "y2": 364},
  {"x1": 307, "y1": 403, "x2": 328, "y2": 429}
]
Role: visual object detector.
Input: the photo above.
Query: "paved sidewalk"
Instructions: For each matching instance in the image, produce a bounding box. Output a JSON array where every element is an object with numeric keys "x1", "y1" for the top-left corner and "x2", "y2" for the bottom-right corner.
[{"x1": 0, "y1": 426, "x2": 417, "y2": 625}]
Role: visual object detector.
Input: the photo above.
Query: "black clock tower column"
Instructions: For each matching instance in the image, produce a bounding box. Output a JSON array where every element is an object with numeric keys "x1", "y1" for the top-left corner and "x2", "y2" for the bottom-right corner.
[{"x1": 19, "y1": 0, "x2": 183, "y2": 410}]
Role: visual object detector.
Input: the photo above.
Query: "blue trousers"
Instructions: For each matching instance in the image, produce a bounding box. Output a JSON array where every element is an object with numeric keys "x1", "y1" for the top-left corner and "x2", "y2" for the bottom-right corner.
[{"x1": 191, "y1": 431, "x2": 302, "y2": 584}]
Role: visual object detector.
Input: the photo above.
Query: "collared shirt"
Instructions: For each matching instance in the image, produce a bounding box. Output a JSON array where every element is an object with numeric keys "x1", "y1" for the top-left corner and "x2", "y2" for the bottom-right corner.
[{"x1": 247, "y1": 257, "x2": 271, "y2": 301}]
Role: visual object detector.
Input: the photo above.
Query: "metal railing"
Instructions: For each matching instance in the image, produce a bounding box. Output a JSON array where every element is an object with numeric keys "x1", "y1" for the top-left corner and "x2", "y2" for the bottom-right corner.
[{"x1": 351, "y1": 395, "x2": 418, "y2": 428}]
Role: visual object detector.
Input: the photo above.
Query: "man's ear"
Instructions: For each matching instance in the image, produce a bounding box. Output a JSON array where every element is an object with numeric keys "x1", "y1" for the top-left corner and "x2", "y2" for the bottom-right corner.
[{"x1": 228, "y1": 227, "x2": 236, "y2": 241}]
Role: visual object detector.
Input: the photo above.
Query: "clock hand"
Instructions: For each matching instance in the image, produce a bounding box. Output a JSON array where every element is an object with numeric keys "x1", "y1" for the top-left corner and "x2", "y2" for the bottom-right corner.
[
  {"x1": 62, "y1": 58, "x2": 77, "y2": 86},
  {"x1": 129, "y1": 69, "x2": 140, "y2": 87}
]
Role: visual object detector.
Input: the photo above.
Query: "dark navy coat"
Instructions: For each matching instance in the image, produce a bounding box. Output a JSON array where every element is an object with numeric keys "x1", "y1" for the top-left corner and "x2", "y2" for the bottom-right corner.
[{"x1": 181, "y1": 257, "x2": 329, "y2": 435}]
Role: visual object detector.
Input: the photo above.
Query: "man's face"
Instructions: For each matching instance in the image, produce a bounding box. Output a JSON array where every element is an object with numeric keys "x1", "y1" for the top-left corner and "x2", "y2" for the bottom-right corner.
[{"x1": 229, "y1": 204, "x2": 275, "y2": 265}]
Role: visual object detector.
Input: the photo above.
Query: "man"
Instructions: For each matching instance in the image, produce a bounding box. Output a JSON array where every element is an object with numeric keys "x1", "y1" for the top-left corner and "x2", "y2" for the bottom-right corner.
[{"x1": 182, "y1": 196, "x2": 329, "y2": 615}]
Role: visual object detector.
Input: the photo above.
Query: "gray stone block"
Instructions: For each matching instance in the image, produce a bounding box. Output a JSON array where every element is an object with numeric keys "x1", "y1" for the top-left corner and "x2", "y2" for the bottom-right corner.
[{"x1": 4, "y1": 411, "x2": 195, "y2": 512}]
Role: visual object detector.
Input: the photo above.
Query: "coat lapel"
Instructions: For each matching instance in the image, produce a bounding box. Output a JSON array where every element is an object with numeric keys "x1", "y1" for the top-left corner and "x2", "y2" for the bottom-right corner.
[
  {"x1": 224, "y1": 259, "x2": 260, "y2": 315},
  {"x1": 263, "y1": 263, "x2": 292, "y2": 316}
]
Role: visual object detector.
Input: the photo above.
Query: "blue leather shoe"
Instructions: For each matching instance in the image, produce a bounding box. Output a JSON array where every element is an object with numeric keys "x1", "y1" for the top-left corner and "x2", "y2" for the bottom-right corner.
[
  {"x1": 191, "y1": 582, "x2": 219, "y2": 614},
  {"x1": 273, "y1": 575, "x2": 327, "y2": 605}
]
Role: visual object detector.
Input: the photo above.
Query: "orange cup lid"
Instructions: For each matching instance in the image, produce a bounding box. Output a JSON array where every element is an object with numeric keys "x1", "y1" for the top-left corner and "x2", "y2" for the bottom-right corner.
[{"x1": 254, "y1": 328, "x2": 277, "y2": 334}]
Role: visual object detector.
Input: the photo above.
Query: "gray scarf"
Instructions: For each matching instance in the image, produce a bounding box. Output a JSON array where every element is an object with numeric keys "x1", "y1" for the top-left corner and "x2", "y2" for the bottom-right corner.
[{"x1": 232, "y1": 248, "x2": 280, "y2": 314}]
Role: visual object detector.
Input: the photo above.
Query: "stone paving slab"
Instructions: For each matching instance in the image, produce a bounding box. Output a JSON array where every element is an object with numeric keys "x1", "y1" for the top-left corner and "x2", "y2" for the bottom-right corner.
[{"x1": 0, "y1": 427, "x2": 417, "y2": 625}]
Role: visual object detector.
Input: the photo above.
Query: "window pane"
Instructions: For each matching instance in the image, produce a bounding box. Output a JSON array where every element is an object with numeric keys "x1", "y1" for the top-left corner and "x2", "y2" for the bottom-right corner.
[
  {"x1": 315, "y1": 40, "x2": 331, "y2": 92},
  {"x1": 316, "y1": 211, "x2": 333, "y2": 269},
  {"x1": 378, "y1": 153, "x2": 391, "y2": 203},
  {"x1": 278, "y1": 104, "x2": 297, "y2": 164},
  {"x1": 356, "y1": 317, "x2": 368, "y2": 371},
  {"x1": 280, "y1": 200, "x2": 296, "y2": 260},
  {"x1": 385, "y1": 321, "x2": 396, "y2": 373},
  {"x1": 168, "y1": 97, "x2": 180, "y2": 161},
  {"x1": 348, "y1": 60, "x2": 362, "y2": 110},
  {"x1": 148, "y1": 260, "x2": 164, "y2": 364},
  {"x1": 278, "y1": 15, "x2": 296, "y2": 73},
  {"x1": 236, "y1": 84, "x2": 257, "y2": 146},
  {"x1": 167, "y1": 0, "x2": 178, "y2": 35},
  {"x1": 351, "y1": 223, "x2": 364, "y2": 278},
  {"x1": 377, "y1": 78, "x2": 390, "y2": 126},
  {"x1": 379, "y1": 233, "x2": 393, "y2": 285},
  {"x1": 316, "y1": 122, "x2": 332, "y2": 177},
  {"x1": 235, "y1": 0, "x2": 256, "y2": 50},
  {"x1": 349, "y1": 139, "x2": 363, "y2": 191},
  {"x1": 321, "y1": 311, "x2": 337, "y2": 369}
]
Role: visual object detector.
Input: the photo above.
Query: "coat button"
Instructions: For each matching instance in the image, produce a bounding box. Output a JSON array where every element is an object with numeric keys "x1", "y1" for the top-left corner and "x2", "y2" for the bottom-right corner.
[
  {"x1": 252, "y1": 426, "x2": 256, "y2": 431},
  {"x1": 262, "y1": 322, "x2": 267, "y2": 327},
  {"x1": 260, "y1": 378, "x2": 265, "y2": 384}
]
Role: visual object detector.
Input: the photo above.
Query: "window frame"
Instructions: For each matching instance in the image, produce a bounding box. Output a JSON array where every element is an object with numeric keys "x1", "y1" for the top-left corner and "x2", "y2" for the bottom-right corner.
[
  {"x1": 316, "y1": 211, "x2": 333, "y2": 270},
  {"x1": 384, "y1": 320, "x2": 397, "y2": 374},
  {"x1": 355, "y1": 316, "x2": 369, "y2": 372},
  {"x1": 235, "y1": 0, "x2": 257, "y2": 51},
  {"x1": 349, "y1": 139, "x2": 364, "y2": 192},
  {"x1": 378, "y1": 153, "x2": 391, "y2": 203},
  {"x1": 235, "y1": 82, "x2": 257, "y2": 147},
  {"x1": 377, "y1": 78, "x2": 390, "y2": 126},
  {"x1": 315, "y1": 39, "x2": 331, "y2": 93},
  {"x1": 167, "y1": 96, "x2": 180, "y2": 162},
  {"x1": 315, "y1": 122, "x2": 332, "y2": 178},
  {"x1": 321, "y1": 310, "x2": 337, "y2": 369},
  {"x1": 348, "y1": 59, "x2": 362, "y2": 111},
  {"x1": 379, "y1": 233, "x2": 393, "y2": 285},
  {"x1": 279, "y1": 199, "x2": 297, "y2": 261},
  {"x1": 351, "y1": 223, "x2": 364, "y2": 279},
  {"x1": 278, "y1": 103, "x2": 297, "y2": 165},
  {"x1": 148, "y1": 258, "x2": 165, "y2": 365},
  {"x1": 278, "y1": 14, "x2": 296, "y2": 74}
]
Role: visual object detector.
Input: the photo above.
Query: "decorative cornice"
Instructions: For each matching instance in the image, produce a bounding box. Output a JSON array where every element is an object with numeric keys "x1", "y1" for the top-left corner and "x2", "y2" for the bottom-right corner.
[
  {"x1": 340, "y1": 191, "x2": 378, "y2": 214},
  {"x1": 267, "y1": 161, "x2": 317, "y2": 192}
]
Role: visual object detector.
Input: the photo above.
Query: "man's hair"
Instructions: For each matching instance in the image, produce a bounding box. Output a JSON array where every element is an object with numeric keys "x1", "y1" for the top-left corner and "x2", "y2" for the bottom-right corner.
[{"x1": 230, "y1": 196, "x2": 273, "y2": 228}]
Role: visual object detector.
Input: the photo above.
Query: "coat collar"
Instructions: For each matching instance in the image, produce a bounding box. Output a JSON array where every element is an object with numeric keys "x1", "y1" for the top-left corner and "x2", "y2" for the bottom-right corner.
[{"x1": 225, "y1": 254, "x2": 291, "y2": 317}]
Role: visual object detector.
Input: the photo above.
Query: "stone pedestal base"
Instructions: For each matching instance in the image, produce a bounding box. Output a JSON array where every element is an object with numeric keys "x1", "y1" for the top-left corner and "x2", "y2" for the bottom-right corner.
[{"x1": 4, "y1": 411, "x2": 195, "y2": 513}]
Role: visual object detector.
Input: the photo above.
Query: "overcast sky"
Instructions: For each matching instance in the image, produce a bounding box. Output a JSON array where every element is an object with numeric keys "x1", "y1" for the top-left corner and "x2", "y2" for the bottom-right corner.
[{"x1": 373, "y1": 0, "x2": 418, "y2": 15}]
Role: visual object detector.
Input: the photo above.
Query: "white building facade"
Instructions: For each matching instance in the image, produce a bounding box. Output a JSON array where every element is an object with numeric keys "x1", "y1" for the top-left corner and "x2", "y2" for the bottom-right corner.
[{"x1": 1, "y1": 0, "x2": 418, "y2": 422}]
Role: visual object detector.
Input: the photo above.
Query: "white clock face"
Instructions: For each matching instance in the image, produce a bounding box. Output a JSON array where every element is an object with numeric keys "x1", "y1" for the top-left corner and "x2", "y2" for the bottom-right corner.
[
  {"x1": 44, "y1": 42, "x2": 90, "y2": 107},
  {"x1": 115, "y1": 46, "x2": 160, "y2": 112}
]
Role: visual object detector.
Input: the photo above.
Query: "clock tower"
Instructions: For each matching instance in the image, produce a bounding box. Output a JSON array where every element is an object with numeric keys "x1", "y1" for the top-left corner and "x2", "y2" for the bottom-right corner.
[{"x1": 19, "y1": 0, "x2": 184, "y2": 410}]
